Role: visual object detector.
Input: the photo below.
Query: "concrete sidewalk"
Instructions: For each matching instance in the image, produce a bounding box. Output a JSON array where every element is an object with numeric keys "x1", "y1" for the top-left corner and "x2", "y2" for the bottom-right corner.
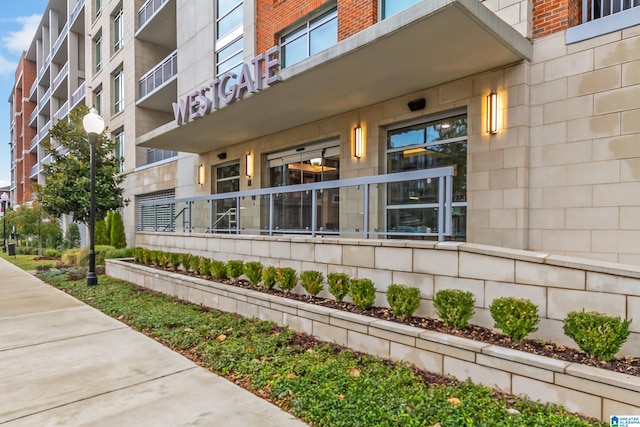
[{"x1": 0, "y1": 258, "x2": 307, "y2": 426}]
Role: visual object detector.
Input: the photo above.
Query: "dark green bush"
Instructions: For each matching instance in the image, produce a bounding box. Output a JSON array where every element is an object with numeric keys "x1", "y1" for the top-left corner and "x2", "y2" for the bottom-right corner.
[
  {"x1": 563, "y1": 310, "x2": 631, "y2": 361},
  {"x1": 275, "y1": 267, "x2": 298, "y2": 293},
  {"x1": 227, "y1": 260, "x2": 244, "y2": 279},
  {"x1": 349, "y1": 278, "x2": 376, "y2": 310},
  {"x1": 210, "y1": 260, "x2": 227, "y2": 280},
  {"x1": 387, "y1": 284, "x2": 421, "y2": 320},
  {"x1": 109, "y1": 210, "x2": 127, "y2": 249},
  {"x1": 299, "y1": 270, "x2": 324, "y2": 296},
  {"x1": 327, "y1": 272, "x2": 350, "y2": 302},
  {"x1": 94, "y1": 219, "x2": 109, "y2": 245},
  {"x1": 104, "y1": 247, "x2": 135, "y2": 260},
  {"x1": 243, "y1": 261, "x2": 263, "y2": 285},
  {"x1": 157, "y1": 251, "x2": 170, "y2": 268},
  {"x1": 182, "y1": 254, "x2": 193, "y2": 272},
  {"x1": 490, "y1": 297, "x2": 539, "y2": 342},
  {"x1": 433, "y1": 289, "x2": 475, "y2": 329},
  {"x1": 199, "y1": 257, "x2": 211, "y2": 277},
  {"x1": 44, "y1": 248, "x2": 61, "y2": 257},
  {"x1": 141, "y1": 249, "x2": 151, "y2": 265},
  {"x1": 261, "y1": 265, "x2": 277, "y2": 289},
  {"x1": 134, "y1": 247, "x2": 143, "y2": 263}
]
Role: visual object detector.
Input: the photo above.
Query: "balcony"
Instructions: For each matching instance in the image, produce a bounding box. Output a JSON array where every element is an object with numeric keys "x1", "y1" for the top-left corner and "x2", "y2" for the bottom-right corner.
[
  {"x1": 71, "y1": 82, "x2": 86, "y2": 108},
  {"x1": 29, "y1": 164, "x2": 39, "y2": 179},
  {"x1": 29, "y1": 134, "x2": 38, "y2": 152},
  {"x1": 38, "y1": 121, "x2": 51, "y2": 143},
  {"x1": 70, "y1": 0, "x2": 85, "y2": 24},
  {"x1": 52, "y1": 63, "x2": 69, "y2": 95},
  {"x1": 53, "y1": 101, "x2": 69, "y2": 123},
  {"x1": 29, "y1": 80, "x2": 37, "y2": 100},
  {"x1": 29, "y1": 108, "x2": 38, "y2": 126},
  {"x1": 136, "y1": 0, "x2": 176, "y2": 49},
  {"x1": 567, "y1": 0, "x2": 640, "y2": 42},
  {"x1": 136, "y1": 50, "x2": 177, "y2": 112},
  {"x1": 52, "y1": 22, "x2": 69, "y2": 59}
]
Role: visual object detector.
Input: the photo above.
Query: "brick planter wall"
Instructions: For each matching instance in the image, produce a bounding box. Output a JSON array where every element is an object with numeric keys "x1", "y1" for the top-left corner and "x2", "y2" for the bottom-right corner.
[{"x1": 107, "y1": 258, "x2": 640, "y2": 421}]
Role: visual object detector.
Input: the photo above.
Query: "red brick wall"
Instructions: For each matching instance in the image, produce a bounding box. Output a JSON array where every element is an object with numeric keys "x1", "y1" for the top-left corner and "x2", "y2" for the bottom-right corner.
[
  {"x1": 256, "y1": 0, "x2": 378, "y2": 55},
  {"x1": 533, "y1": 0, "x2": 581, "y2": 38}
]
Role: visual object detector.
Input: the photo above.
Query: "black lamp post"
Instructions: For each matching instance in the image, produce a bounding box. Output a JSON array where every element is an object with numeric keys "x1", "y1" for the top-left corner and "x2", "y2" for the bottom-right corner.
[
  {"x1": 1, "y1": 192, "x2": 8, "y2": 253},
  {"x1": 82, "y1": 108, "x2": 105, "y2": 286}
]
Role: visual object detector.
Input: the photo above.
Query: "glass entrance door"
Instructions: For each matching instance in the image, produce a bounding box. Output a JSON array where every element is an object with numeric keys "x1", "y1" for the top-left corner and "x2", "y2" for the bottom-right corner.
[{"x1": 267, "y1": 142, "x2": 340, "y2": 233}]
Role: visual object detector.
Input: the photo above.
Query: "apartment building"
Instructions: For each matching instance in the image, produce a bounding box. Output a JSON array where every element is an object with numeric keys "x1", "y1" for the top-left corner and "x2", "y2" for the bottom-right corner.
[
  {"x1": 130, "y1": 0, "x2": 640, "y2": 265},
  {"x1": 10, "y1": 0, "x2": 640, "y2": 265},
  {"x1": 8, "y1": 54, "x2": 37, "y2": 206}
]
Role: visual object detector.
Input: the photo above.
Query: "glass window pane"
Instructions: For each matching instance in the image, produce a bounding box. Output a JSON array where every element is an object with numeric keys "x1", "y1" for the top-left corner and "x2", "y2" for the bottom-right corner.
[
  {"x1": 310, "y1": 18, "x2": 337, "y2": 55},
  {"x1": 217, "y1": 37, "x2": 243, "y2": 63},
  {"x1": 218, "y1": 0, "x2": 241, "y2": 17},
  {"x1": 282, "y1": 35, "x2": 307, "y2": 67},
  {"x1": 382, "y1": 0, "x2": 422, "y2": 19},
  {"x1": 217, "y1": 4, "x2": 243, "y2": 39}
]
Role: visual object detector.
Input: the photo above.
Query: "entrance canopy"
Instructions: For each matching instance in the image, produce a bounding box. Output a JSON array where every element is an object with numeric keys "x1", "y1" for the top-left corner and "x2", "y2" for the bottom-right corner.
[{"x1": 137, "y1": 0, "x2": 532, "y2": 153}]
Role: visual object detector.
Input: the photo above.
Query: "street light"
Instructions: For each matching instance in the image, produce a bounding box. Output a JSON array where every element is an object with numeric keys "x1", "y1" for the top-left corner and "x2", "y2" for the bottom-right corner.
[
  {"x1": 1, "y1": 192, "x2": 8, "y2": 253},
  {"x1": 82, "y1": 108, "x2": 105, "y2": 286}
]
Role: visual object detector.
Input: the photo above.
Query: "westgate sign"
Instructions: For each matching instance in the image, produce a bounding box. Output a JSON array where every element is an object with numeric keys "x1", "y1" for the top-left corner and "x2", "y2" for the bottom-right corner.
[{"x1": 172, "y1": 46, "x2": 282, "y2": 126}]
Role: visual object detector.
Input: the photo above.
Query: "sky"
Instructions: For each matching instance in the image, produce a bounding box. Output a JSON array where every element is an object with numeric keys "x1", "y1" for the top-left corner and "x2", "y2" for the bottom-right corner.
[{"x1": 0, "y1": 1, "x2": 49, "y2": 189}]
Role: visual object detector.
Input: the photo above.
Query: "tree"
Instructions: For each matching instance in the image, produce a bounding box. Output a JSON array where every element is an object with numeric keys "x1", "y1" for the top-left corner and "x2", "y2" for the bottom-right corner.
[
  {"x1": 63, "y1": 223, "x2": 81, "y2": 249},
  {"x1": 3, "y1": 202, "x2": 58, "y2": 252},
  {"x1": 34, "y1": 105, "x2": 127, "y2": 225},
  {"x1": 95, "y1": 219, "x2": 109, "y2": 245},
  {"x1": 110, "y1": 210, "x2": 127, "y2": 249}
]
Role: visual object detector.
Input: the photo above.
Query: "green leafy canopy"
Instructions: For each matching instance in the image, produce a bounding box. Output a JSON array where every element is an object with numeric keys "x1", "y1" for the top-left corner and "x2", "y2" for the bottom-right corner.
[{"x1": 34, "y1": 105, "x2": 127, "y2": 224}]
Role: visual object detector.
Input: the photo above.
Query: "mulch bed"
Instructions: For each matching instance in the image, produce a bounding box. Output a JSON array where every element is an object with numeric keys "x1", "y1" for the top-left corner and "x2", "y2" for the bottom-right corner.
[{"x1": 132, "y1": 261, "x2": 640, "y2": 377}]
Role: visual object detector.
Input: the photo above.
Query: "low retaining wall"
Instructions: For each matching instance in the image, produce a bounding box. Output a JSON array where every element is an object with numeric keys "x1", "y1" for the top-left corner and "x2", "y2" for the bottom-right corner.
[
  {"x1": 107, "y1": 258, "x2": 640, "y2": 421},
  {"x1": 135, "y1": 232, "x2": 640, "y2": 354}
]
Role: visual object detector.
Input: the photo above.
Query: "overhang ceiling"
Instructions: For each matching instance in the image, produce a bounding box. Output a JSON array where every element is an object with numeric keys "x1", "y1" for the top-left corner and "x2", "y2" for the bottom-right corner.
[{"x1": 137, "y1": 0, "x2": 532, "y2": 153}]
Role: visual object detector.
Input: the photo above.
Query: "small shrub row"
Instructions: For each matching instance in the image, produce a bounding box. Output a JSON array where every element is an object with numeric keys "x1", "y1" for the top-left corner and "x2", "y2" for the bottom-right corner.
[{"x1": 133, "y1": 248, "x2": 632, "y2": 361}]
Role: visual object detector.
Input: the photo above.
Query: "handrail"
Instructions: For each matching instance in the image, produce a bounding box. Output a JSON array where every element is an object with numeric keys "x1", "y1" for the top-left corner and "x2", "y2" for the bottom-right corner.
[
  {"x1": 138, "y1": 0, "x2": 169, "y2": 29},
  {"x1": 139, "y1": 167, "x2": 457, "y2": 241},
  {"x1": 138, "y1": 50, "x2": 177, "y2": 101},
  {"x1": 582, "y1": 0, "x2": 639, "y2": 22},
  {"x1": 162, "y1": 206, "x2": 187, "y2": 231},
  {"x1": 210, "y1": 207, "x2": 236, "y2": 231}
]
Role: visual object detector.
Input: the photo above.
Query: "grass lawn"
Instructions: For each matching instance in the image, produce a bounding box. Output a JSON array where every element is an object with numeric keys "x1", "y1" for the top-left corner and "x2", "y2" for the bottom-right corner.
[
  {"x1": 28, "y1": 265, "x2": 606, "y2": 427},
  {"x1": 0, "y1": 252, "x2": 59, "y2": 271}
]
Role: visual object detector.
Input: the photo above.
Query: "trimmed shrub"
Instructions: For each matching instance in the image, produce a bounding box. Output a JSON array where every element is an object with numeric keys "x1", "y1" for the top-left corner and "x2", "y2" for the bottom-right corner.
[
  {"x1": 227, "y1": 260, "x2": 244, "y2": 279},
  {"x1": 109, "y1": 210, "x2": 127, "y2": 249},
  {"x1": 44, "y1": 248, "x2": 61, "y2": 257},
  {"x1": 299, "y1": 270, "x2": 324, "y2": 297},
  {"x1": 387, "y1": 284, "x2": 421, "y2": 320},
  {"x1": 563, "y1": 310, "x2": 631, "y2": 361},
  {"x1": 433, "y1": 289, "x2": 475, "y2": 329},
  {"x1": 134, "y1": 247, "x2": 143, "y2": 263},
  {"x1": 349, "y1": 278, "x2": 376, "y2": 310},
  {"x1": 490, "y1": 297, "x2": 540, "y2": 342},
  {"x1": 327, "y1": 272, "x2": 350, "y2": 302},
  {"x1": 243, "y1": 261, "x2": 263, "y2": 286},
  {"x1": 210, "y1": 260, "x2": 227, "y2": 280},
  {"x1": 169, "y1": 252, "x2": 182, "y2": 271},
  {"x1": 104, "y1": 247, "x2": 135, "y2": 260},
  {"x1": 261, "y1": 265, "x2": 277, "y2": 289},
  {"x1": 275, "y1": 267, "x2": 298, "y2": 293},
  {"x1": 189, "y1": 255, "x2": 201, "y2": 274},
  {"x1": 182, "y1": 254, "x2": 193, "y2": 272},
  {"x1": 76, "y1": 245, "x2": 115, "y2": 266},
  {"x1": 199, "y1": 257, "x2": 211, "y2": 277},
  {"x1": 94, "y1": 219, "x2": 109, "y2": 245}
]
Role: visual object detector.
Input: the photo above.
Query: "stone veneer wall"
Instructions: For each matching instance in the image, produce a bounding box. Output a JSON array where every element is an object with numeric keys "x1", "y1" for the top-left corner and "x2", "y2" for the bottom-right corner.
[
  {"x1": 134, "y1": 232, "x2": 640, "y2": 354},
  {"x1": 106, "y1": 258, "x2": 640, "y2": 421}
]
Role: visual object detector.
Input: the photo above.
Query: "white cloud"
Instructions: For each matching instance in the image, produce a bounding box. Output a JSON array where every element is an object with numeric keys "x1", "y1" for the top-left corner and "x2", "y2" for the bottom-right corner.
[
  {"x1": 0, "y1": 54, "x2": 15, "y2": 75},
  {"x1": 2, "y1": 14, "x2": 42, "y2": 55}
]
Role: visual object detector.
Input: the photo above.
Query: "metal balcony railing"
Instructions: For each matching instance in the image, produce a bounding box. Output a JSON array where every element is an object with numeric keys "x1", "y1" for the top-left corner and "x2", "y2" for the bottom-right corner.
[
  {"x1": 38, "y1": 121, "x2": 51, "y2": 143},
  {"x1": 52, "y1": 63, "x2": 69, "y2": 92},
  {"x1": 30, "y1": 164, "x2": 39, "y2": 179},
  {"x1": 52, "y1": 22, "x2": 69, "y2": 57},
  {"x1": 53, "y1": 101, "x2": 69, "y2": 122},
  {"x1": 29, "y1": 108, "x2": 38, "y2": 124},
  {"x1": 71, "y1": 0, "x2": 85, "y2": 23},
  {"x1": 138, "y1": 50, "x2": 177, "y2": 100},
  {"x1": 29, "y1": 81, "x2": 37, "y2": 99},
  {"x1": 137, "y1": 167, "x2": 458, "y2": 242},
  {"x1": 40, "y1": 87, "x2": 51, "y2": 110},
  {"x1": 29, "y1": 134, "x2": 38, "y2": 151},
  {"x1": 71, "y1": 82, "x2": 86, "y2": 107},
  {"x1": 138, "y1": 0, "x2": 169, "y2": 29},
  {"x1": 582, "y1": 0, "x2": 639, "y2": 22}
]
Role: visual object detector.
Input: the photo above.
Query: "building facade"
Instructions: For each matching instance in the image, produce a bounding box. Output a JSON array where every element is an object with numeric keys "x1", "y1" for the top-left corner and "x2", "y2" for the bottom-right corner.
[{"x1": 9, "y1": 0, "x2": 640, "y2": 265}]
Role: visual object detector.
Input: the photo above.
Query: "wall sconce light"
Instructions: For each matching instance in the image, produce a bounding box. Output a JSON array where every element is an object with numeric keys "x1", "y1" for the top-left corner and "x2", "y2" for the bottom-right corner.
[
  {"x1": 407, "y1": 98, "x2": 426, "y2": 112},
  {"x1": 487, "y1": 90, "x2": 498, "y2": 134},
  {"x1": 354, "y1": 126, "x2": 364, "y2": 158},
  {"x1": 198, "y1": 164, "x2": 205, "y2": 185},
  {"x1": 245, "y1": 152, "x2": 253, "y2": 177},
  {"x1": 217, "y1": 152, "x2": 227, "y2": 160},
  {"x1": 310, "y1": 157, "x2": 322, "y2": 166}
]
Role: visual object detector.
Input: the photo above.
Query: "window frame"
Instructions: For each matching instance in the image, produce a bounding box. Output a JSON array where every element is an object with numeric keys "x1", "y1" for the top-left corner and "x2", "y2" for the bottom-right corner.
[
  {"x1": 280, "y1": 7, "x2": 338, "y2": 68},
  {"x1": 380, "y1": 0, "x2": 422, "y2": 19},
  {"x1": 113, "y1": 68, "x2": 124, "y2": 114},
  {"x1": 113, "y1": 7, "x2": 124, "y2": 53},
  {"x1": 94, "y1": 34, "x2": 102, "y2": 72},
  {"x1": 113, "y1": 128, "x2": 125, "y2": 172},
  {"x1": 93, "y1": 86, "x2": 103, "y2": 116},
  {"x1": 216, "y1": 0, "x2": 243, "y2": 40}
]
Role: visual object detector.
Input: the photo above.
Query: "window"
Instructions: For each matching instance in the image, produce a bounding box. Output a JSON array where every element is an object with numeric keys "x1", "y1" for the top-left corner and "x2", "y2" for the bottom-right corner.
[
  {"x1": 113, "y1": 7, "x2": 123, "y2": 52},
  {"x1": 136, "y1": 189, "x2": 175, "y2": 231},
  {"x1": 214, "y1": 162, "x2": 240, "y2": 231},
  {"x1": 281, "y1": 8, "x2": 337, "y2": 68},
  {"x1": 114, "y1": 128, "x2": 124, "y2": 172},
  {"x1": 216, "y1": 36, "x2": 243, "y2": 77},
  {"x1": 386, "y1": 113, "x2": 467, "y2": 239},
  {"x1": 93, "y1": 86, "x2": 103, "y2": 116},
  {"x1": 95, "y1": 0, "x2": 102, "y2": 17},
  {"x1": 216, "y1": 0, "x2": 242, "y2": 39},
  {"x1": 381, "y1": 0, "x2": 422, "y2": 19},
  {"x1": 146, "y1": 148, "x2": 177, "y2": 164},
  {"x1": 113, "y1": 69, "x2": 124, "y2": 113},
  {"x1": 94, "y1": 34, "x2": 102, "y2": 72}
]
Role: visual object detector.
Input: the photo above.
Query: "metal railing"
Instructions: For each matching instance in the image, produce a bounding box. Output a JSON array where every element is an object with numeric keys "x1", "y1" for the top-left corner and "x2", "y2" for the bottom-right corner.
[
  {"x1": 138, "y1": 167, "x2": 458, "y2": 241},
  {"x1": 70, "y1": 0, "x2": 85, "y2": 23},
  {"x1": 582, "y1": 0, "x2": 639, "y2": 22},
  {"x1": 38, "y1": 121, "x2": 51, "y2": 143},
  {"x1": 29, "y1": 81, "x2": 37, "y2": 99},
  {"x1": 29, "y1": 134, "x2": 38, "y2": 151},
  {"x1": 138, "y1": 50, "x2": 177, "y2": 100},
  {"x1": 138, "y1": 0, "x2": 169, "y2": 29},
  {"x1": 71, "y1": 82, "x2": 86, "y2": 108},
  {"x1": 52, "y1": 63, "x2": 69, "y2": 92},
  {"x1": 30, "y1": 164, "x2": 39, "y2": 179},
  {"x1": 52, "y1": 22, "x2": 69, "y2": 57},
  {"x1": 53, "y1": 101, "x2": 69, "y2": 122}
]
